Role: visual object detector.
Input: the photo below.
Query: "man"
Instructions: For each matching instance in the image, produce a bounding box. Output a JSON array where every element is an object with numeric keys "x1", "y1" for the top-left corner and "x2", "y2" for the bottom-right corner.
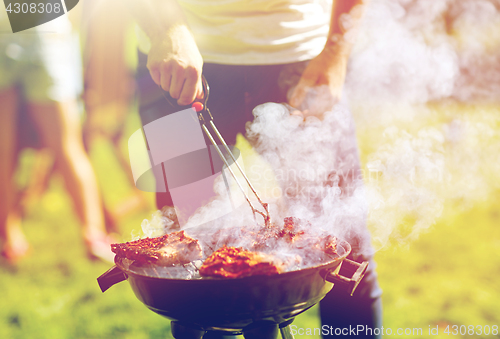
[{"x1": 132, "y1": 0, "x2": 382, "y2": 337}]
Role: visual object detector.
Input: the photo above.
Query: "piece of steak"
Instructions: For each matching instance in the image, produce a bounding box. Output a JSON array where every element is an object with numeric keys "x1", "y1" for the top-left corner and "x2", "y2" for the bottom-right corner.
[
  {"x1": 200, "y1": 246, "x2": 282, "y2": 278},
  {"x1": 111, "y1": 231, "x2": 202, "y2": 265}
]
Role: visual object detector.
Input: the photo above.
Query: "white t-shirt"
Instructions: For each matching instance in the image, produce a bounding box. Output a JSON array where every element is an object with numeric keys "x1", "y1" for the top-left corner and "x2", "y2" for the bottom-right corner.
[
  {"x1": 0, "y1": 7, "x2": 81, "y2": 102},
  {"x1": 179, "y1": 0, "x2": 331, "y2": 65},
  {"x1": 138, "y1": 0, "x2": 332, "y2": 65}
]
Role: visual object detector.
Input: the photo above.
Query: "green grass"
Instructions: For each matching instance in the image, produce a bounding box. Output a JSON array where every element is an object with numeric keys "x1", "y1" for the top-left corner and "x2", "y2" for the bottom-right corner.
[
  {"x1": 376, "y1": 201, "x2": 500, "y2": 339},
  {"x1": 1, "y1": 103, "x2": 499, "y2": 338}
]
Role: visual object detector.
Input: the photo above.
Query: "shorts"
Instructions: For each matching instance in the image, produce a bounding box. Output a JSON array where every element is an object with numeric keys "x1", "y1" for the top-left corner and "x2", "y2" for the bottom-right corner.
[{"x1": 0, "y1": 17, "x2": 82, "y2": 103}]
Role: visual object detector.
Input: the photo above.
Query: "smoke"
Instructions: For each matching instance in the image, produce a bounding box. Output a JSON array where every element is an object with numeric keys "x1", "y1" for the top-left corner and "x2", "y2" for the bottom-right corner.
[
  {"x1": 352, "y1": 2, "x2": 456, "y2": 100},
  {"x1": 344, "y1": 0, "x2": 500, "y2": 249},
  {"x1": 348, "y1": 0, "x2": 500, "y2": 107},
  {"x1": 137, "y1": 0, "x2": 500, "y2": 255},
  {"x1": 245, "y1": 103, "x2": 369, "y2": 250},
  {"x1": 450, "y1": 0, "x2": 500, "y2": 102},
  {"x1": 363, "y1": 126, "x2": 447, "y2": 248}
]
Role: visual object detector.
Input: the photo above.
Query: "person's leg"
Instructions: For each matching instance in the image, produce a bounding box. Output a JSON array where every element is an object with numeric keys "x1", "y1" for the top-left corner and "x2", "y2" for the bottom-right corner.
[
  {"x1": 28, "y1": 99, "x2": 113, "y2": 261},
  {"x1": 0, "y1": 87, "x2": 30, "y2": 263},
  {"x1": 320, "y1": 254, "x2": 382, "y2": 338},
  {"x1": 317, "y1": 104, "x2": 382, "y2": 339}
]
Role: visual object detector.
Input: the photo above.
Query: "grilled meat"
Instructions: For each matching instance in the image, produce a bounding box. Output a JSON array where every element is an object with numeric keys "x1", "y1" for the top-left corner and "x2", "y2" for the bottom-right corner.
[
  {"x1": 252, "y1": 217, "x2": 337, "y2": 255},
  {"x1": 203, "y1": 217, "x2": 337, "y2": 264},
  {"x1": 111, "y1": 231, "x2": 202, "y2": 265},
  {"x1": 279, "y1": 217, "x2": 306, "y2": 243},
  {"x1": 111, "y1": 217, "x2": 337, "y2": 278},
  {"x1": 200, "y1": 246, "x2": 282, "y2": 278},
  {"x1": 204, "y1": 227, "x2": 257, "y2": 254},
  {"x1": 321, "y1": 234, "x2": 337, "y2": 256}
]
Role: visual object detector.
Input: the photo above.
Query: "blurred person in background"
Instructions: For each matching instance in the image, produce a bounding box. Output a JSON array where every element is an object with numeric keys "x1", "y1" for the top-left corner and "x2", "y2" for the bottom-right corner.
[
  {"x1": 131, "y1": 0, "x2": 382, "y2": 337},
  {"x1": 82, "y1": 0, "x2": 150, "y2": 232},
  {"x1": 0, "y1": 11, "x2": 113, "y2": 264}
]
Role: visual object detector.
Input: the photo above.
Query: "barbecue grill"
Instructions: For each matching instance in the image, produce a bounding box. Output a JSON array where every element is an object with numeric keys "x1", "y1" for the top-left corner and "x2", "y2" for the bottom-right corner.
[
  {"x1": 98, "y1": 77, "x2": 368, "y2": 338},
  {"x1": 98, "y1": 237, "x2": 367, "y2": 339}
]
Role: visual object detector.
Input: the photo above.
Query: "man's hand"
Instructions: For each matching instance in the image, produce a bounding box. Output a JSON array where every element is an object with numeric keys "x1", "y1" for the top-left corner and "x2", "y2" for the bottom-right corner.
[
  {"x1": 147, "y1": 25, "x2": 204, "y2": 106},
  {"x1": 288, "y1": 46, "x2": 347, "y2": 118},
  {"x1": 289, "y1": 0, "x2": 367, "y2": 119}
]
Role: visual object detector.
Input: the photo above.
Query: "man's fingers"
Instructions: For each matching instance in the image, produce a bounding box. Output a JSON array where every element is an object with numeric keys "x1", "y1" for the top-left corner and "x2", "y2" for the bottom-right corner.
[
  {"x1": 195, "y1": 78, "x2": 204, "y2": 100},
  {"x1": 177, "y1": 68, "x2": 199, "y2": 105},
  {"x1": 160, "y1": 73, "x2": 172, "y2": 93},
  {"x1": 289, "y1": 75, "x2": 315, "y2": 108},
  {"x1": 150, "y1": 69, "x2": 161, "y2": 86},
  {"x1": 169, "y1": 67, "x2": 185, "y2": 100},
  {"x1": 148, "y1": 56, "x2": 202, "y2": 105},
  {"x1": 289, "y1": 82, "x2": 306, "y2": 108},
  {"x1": 290, "y1": 109, "x2": 304, "y2": 117}
]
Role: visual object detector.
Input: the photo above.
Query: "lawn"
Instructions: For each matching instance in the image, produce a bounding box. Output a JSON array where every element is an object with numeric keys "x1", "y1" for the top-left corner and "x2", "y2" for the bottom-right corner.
[{"x1": 0, "y1": 102, "x2": 499, "y2": 338}]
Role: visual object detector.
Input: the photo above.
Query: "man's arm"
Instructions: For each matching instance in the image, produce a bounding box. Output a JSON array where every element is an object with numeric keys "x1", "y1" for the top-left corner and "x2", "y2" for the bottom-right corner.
[
  {"x1": 327, "y1": 0, "x2": 367, "y2": 55},
  {"x1": 289, "y1": 0, "x2": 368, "y2": 115},
  {"x1": 131, "y1": 0, "x2": 203, "y2": 105}
]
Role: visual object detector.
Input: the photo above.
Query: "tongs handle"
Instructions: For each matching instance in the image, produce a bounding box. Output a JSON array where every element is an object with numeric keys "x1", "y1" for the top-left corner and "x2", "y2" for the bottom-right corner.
[
  {"x1": 159, "y1": 76, "x2": 271, "y2": 226},
  {"x1": 194, "y1": 77, "x2": 271, "y2": 226},
  {"x1": 191, "y1": 75, "x2": 210, "y2": 115}
]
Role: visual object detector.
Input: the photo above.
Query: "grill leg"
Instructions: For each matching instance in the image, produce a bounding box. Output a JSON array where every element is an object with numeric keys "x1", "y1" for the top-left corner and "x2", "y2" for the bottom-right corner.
[
  {"x1": 171, "y1": 322, "x2": 206, "y2": 339},
  {"x1": 279, "y1": 325, "x2": 295, "y2": 339},
  {"x1": 279, "y1": 319, "x2": 295, "y2": 339},
  {"x1": 242, "y1": 321, "x2": 278, "y2": 339}
]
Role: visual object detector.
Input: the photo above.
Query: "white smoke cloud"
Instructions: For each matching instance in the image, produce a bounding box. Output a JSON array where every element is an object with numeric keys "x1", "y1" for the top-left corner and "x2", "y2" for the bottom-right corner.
[
  {"x1": 346, "y1": 0, "x2": 458, "y2": 107},
  {"x1": 341, "y1": 0, "x2": 500, "y2": 249},
  {"x1": 348, "y1": 0, "x2": 500, "y2": 110}
]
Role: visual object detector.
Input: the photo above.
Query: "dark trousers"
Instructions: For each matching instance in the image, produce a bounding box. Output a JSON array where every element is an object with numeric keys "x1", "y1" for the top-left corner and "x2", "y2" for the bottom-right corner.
[{"x1": 136, "y1": 54, "x2": 382, "y2": 338}]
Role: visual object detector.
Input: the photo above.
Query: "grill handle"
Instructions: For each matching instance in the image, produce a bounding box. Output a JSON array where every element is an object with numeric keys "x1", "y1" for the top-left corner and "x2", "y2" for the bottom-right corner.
[
  {"x1": 326, "y1": 259, "x2": 368, "y2": 296},
  {"x1": 97, "y1": 265, "x2": 127, "y2": 292}
]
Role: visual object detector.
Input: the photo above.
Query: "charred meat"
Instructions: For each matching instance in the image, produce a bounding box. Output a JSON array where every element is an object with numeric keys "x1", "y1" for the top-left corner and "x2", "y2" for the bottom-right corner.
[
  {"x1": 200, "y1": 246, "x2": 282, "y2": 278},
  {"x1": 253, "y1": 217, "x2": 337, "y2": 255},
  {"x1": 111, "y1": 218, "x2": 337, "y2": 278},
  {"x1": 111, "y1": 231, "x2": 202, "y2": 265}
]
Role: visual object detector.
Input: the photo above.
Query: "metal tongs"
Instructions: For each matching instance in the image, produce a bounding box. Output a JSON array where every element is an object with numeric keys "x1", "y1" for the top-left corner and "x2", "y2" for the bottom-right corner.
[{"x1": 161, "y1": 76, "x2": 271, "y2": 226}]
